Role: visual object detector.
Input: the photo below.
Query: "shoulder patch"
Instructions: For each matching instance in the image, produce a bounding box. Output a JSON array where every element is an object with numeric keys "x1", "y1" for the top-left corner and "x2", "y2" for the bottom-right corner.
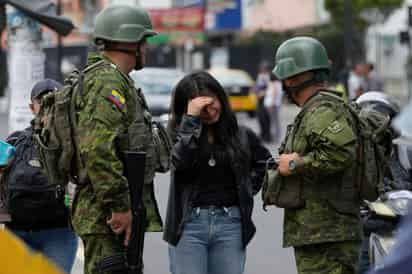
[
  {"x1": 327, "y1": 120, "x2": 344, "y2": 134},
  {"x1": 106, "y1": 90, "x2": 126, "y2": 110}
]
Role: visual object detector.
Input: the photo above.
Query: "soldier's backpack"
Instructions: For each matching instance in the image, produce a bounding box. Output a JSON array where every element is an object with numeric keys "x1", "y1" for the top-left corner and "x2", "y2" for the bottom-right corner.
[
  {"x1": 0, "y1": 129, "x2": 68, "y2": 226},
  {"x1": 347, "y1": 100, "x2": 393, "y2": 201},
  {"x1": 33, "y1": 61, "x2": 106, "y2": 186},
  {"x1": 313, "y1": 92, "x2": 393, "y2": 201}
]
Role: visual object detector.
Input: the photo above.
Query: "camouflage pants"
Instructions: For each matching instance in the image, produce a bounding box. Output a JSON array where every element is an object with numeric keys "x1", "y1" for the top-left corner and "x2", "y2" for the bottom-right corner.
[
  {"x1": 294, "y1": 241, "x2": 361, "y2": 274},
  {"x1": 81, "y1": 234, "x2": 124, "y2": 274}
]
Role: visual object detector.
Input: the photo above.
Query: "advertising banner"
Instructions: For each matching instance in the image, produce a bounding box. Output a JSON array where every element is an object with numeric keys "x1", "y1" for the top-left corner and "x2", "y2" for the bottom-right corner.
[
  {"x1": 148, "y1": 7, "x2": 205, "y2": 33},
  {"x1": 206, "y1": 0, "x2": 242, "y2": 31}
]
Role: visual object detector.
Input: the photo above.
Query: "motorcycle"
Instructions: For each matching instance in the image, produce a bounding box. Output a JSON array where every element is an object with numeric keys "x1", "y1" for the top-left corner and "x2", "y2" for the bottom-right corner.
[{"x1": 365, "y1": 190, "x2": 412, "y2": 269}]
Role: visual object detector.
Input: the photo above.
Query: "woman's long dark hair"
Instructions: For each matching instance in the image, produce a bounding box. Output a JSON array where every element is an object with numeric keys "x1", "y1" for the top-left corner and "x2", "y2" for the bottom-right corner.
[{"x1": 168, "y1": 71, "x2": 248, "y2": 163}]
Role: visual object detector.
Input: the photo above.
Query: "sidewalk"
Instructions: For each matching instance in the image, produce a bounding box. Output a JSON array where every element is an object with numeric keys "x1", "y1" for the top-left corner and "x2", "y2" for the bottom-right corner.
[{"x1": 71, "y1": 241, "x2": 84, "y2": 274}]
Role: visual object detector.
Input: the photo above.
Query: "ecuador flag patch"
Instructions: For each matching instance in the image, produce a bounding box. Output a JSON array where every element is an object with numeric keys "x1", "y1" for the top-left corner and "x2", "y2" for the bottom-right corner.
[{"x1": 107, "y1": 90, "x2": 126, "y2": 110}]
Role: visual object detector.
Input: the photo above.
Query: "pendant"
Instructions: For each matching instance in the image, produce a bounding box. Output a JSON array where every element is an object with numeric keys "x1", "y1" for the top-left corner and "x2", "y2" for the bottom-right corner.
[{"x1": 208, "y1": 156, "x2": 216, "y2": 167}]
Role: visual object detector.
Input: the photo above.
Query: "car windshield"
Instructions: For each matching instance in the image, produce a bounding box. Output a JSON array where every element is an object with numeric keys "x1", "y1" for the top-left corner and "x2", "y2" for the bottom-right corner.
[
  {"x1": 138, "y1": 80, "x2": 173, "y2": 95},
  {"x1": 130, "y1": 70, "x2": 183, "y2": 95},
  {"x1": 210, "y1": 71, "x2": 252, "y2": 87}
]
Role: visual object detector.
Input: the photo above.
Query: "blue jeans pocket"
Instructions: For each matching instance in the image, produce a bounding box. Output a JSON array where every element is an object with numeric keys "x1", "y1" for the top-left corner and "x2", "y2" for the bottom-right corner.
[
  {"x1": 225, "y1": 207, "x2": 242, "y2": 223},
  {"x1": 184, "y1": 207, "x2": 201, "y2": 223}
]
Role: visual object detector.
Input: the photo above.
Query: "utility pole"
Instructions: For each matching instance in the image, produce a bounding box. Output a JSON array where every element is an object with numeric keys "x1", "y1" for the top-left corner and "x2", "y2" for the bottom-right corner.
[
  {"x1": 343, "y1": 0, "x2": 353, "y2": 68},
  {"x1": 56, "y1": 0, "x2": 62, "y2": 82},
  {"x1": 0, "y1": 4, "x2": 7, "y2": 101},
  {"x1": 6, "y1": 6, "x2": 45, "y2": 133},
  {"x1": 2, "y1": 0, "x2": 74, "y2": 133}
]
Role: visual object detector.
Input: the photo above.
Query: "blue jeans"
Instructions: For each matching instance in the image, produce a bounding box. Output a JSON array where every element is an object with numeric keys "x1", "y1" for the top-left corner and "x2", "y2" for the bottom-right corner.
[
  {"x1": 169, "y1": 206, "x2": 246, "y2": 274},
  {"x1": 358, "y1": 235, "x2": 370, "y2": 274},
  {"x1": 11, "y1": 227, "x2": 78, "y2": 273}
]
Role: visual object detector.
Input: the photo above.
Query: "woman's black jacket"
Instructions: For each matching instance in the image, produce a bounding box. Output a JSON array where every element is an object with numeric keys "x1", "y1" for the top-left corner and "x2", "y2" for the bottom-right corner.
[{"x1": 163, "y1": 115, "x2": 272, "y2": 248}]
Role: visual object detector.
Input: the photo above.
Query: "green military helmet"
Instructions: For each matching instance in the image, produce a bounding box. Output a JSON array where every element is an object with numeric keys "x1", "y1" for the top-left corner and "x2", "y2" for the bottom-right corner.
[
  {"x1": 273, "y1": 36, "x2": 330, "y2": 80},
  {"x1": 93, "y1": 5, "x2": 157, "y2": 44}
]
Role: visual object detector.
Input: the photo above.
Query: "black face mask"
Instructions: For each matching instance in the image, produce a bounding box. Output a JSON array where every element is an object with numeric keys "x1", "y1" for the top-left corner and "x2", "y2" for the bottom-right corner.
[
  {"x1": 282, "y1": 75, "x2": 322, "y2": 106},
  {"x1": 135, "y1": 50, "x2": 143, "y2": 70},
  {"x1": 102, "y1": 45, "x2": 143, "y2": 70},
  {"x1": 283, "y1": 90, "x2": 299, "y2": 106}
]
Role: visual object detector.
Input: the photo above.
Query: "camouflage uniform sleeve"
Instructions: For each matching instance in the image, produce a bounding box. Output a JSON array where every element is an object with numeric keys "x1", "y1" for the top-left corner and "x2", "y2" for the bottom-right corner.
[
  {"x1": 79, "y1": 81, "x2": 131, "y2": 213},
  {"x1": 300, "y1": 104, "x2": 357, "y2": 175}
]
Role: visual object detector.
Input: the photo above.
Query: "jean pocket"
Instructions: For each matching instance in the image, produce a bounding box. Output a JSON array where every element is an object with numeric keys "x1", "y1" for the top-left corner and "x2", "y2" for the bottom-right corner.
[
  {"x1": 226, "y1": 207, "x2": 242, "y2": 222},
  {"x1": 184, "y1": 207, "x2": 201, "y2": 223}
]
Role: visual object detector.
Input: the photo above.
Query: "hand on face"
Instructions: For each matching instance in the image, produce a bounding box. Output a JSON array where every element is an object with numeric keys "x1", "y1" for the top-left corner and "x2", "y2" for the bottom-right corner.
[
  {"x1": 187, "y1": 96, "x2": 214, "y2": 117},
  {"x1": 187, "y1": 96, "x2": 222, "y2": 124}
]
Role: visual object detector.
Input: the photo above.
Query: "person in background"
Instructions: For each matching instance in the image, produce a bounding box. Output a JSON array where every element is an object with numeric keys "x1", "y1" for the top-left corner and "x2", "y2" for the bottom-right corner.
[
  {"x1": 348, "y1": 62, "x2": 367, "y2": 100},
  {"x1": 255, "y1": 62, "x2": 273, "y2": 142},
  {"x1": 355, "y1": 92, "x2": 409, "y2": 274},
  {"x1": 0, "y1": 79, "x2": 78, "y2": 274},
  {"x1": 164, "y1": 71, "x2": 271, "y2": 274},
  {"x1": 264, "y1": 74, "x2": 283, "y2": 143},
  {"x1": 364, "y1": 63, "x2": 384, "y2": 92},
  {"x1": 367, "y1": 99, "x2": 412, "y2": 274}
]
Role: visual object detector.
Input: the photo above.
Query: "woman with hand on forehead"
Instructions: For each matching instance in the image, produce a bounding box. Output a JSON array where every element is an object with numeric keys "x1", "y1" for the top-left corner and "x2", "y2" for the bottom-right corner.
[{"x1": 163, "y1": 71, "x2": 271, "y2": 274}]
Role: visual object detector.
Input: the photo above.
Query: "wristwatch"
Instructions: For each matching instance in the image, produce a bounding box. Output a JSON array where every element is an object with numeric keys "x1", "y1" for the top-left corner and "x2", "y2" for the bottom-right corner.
[{"x1": 288, "y1": 159, "x2": 297, "y2": 172}]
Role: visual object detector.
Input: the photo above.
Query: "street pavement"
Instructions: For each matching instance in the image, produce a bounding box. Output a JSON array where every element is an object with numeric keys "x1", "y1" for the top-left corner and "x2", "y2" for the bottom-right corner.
[{"x1": 0, "y1": 103, "x2": 300, "y2": 274}]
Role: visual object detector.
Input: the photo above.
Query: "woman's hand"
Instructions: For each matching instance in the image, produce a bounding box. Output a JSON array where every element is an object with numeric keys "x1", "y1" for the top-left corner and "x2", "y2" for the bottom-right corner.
[{"x1": 187, "y1": 97, "x2": 214, "y2": 117}]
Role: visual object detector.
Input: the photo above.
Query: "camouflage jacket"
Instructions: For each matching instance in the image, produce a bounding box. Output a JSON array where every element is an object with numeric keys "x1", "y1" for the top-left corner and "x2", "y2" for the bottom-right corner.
[
  {"x1": 281, "y1": 91, "x2": 361, "y2": 247},
  {"x1": 71, "y1": 53, "x2": 162, "y2": 236}
]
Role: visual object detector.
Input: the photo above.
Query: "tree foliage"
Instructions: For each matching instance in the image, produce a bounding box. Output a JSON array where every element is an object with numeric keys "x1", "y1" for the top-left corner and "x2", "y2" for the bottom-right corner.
[{"x1": 325, "y1": 0, "x2": 403, "y2": 29}]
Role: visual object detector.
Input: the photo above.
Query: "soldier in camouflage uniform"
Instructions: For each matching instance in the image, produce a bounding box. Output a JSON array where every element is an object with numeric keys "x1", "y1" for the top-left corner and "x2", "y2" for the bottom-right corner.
[
  {"x1": 269, "y1": 37, "x2": 361, "y2": 274},
  {"x1": 70, "y1": 5, "x2": 163, "y2": 274}
]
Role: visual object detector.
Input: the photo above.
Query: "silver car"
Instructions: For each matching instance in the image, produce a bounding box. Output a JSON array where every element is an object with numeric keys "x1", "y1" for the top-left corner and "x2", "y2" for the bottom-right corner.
[{"x1": 130, "y1": 68, "x2": 184, "y2": 118}]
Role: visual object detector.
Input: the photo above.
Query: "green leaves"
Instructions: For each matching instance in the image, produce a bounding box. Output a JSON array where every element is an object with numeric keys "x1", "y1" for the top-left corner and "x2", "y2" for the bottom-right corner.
[{"x1": 325, "y1": 0, "x2": 403, "y2": 30}]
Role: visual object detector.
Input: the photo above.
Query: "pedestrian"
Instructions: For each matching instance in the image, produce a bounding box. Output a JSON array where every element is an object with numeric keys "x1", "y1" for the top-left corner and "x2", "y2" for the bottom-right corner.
[
  {"x1": 163, "y1": 71, "x2": 272, "y2": 274},
  {"x1": 70, "y1": 5, "x2": 163, "y2": 274},
  {"x1": 348, "y1": 62, "x2": 367, "y2": 100},
  {"x1": 268, "y1": 37, "x2": 362, "y2": 274},
  {"x1": 255, "y1": 62, "x2": 273, "y2": 142},
  {"x1": 355, "y1": 92, "x2": 408, "y2": 274},
  {"x1": 367, "y1": 100, "x2": 412, "y2": 274},
  {"x1": 0, "y1": 79, "x2": 78, "y2": 273},
  {"x1": 264, "y1": 74, "x2": 283, "y2": 143},
  {"x1": 364, "y1": 63, "x2": 384, "y2": 92}
]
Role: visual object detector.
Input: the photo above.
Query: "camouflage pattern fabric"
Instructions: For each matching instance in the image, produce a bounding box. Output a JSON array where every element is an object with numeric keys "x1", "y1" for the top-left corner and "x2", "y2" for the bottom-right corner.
[
  {"x1": 281, "y1": 91, "x2": 361, "y2": 247},
  {"x1": 294, "y1": 241, "x2": 361, "y2": 274},
  {"x1": 71, "y1": 53, "x2": 162, "y2": 272},
  {"x1": 82, "y1": 234, "x2": 124, "y2": 274}
]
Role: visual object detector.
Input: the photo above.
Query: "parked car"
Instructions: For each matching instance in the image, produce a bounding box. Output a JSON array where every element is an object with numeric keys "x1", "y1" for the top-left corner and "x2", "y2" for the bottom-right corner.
[
  {"x1": 208, "y1": 67, "x2": 257, "y2": 117},
  {"x1": 129, "y1": 68, "x2": 184, "y2": 118}
]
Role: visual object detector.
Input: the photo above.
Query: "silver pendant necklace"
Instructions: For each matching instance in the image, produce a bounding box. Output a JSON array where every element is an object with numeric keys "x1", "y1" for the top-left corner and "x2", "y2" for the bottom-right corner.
[{"x1": 208, "y1": 153, "x2": 216, "y2": 167}]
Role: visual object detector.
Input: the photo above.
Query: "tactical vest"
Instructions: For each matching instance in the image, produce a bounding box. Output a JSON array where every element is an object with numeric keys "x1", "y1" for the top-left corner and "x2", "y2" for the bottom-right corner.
[
  {"x1": 279, "y1": 91, "x2": 360, "y2": 215},
  {"x1": 114, "y1": 86, "x2": 162, "y2": 231}
]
